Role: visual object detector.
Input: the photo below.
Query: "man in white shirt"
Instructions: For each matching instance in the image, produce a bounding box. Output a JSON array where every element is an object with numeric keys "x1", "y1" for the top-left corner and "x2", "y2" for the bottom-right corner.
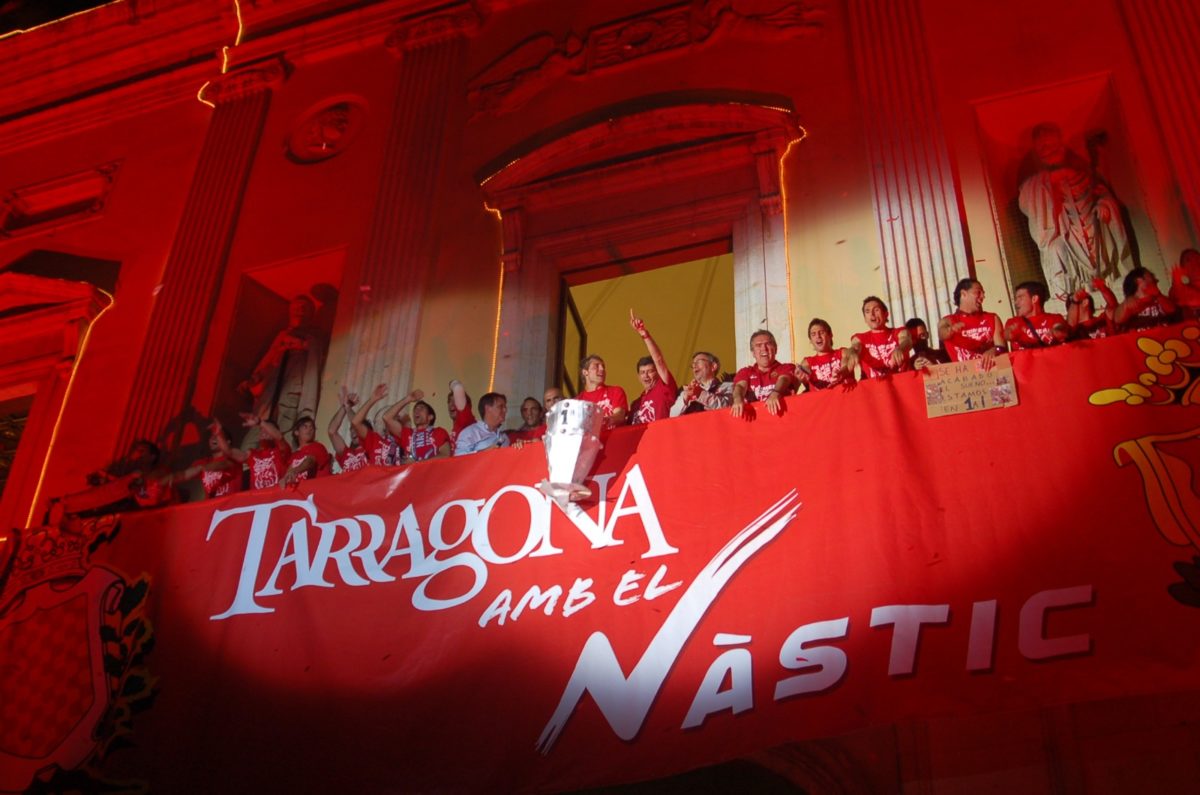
[{"x1": 454, "y1": 393, "x2": 511, "y2": 455}]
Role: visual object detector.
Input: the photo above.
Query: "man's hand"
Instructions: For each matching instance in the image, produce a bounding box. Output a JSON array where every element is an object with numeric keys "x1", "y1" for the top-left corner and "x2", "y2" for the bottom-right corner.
[
  {"x1": 409, "y1": 389, "x2": 424, "y2": 401},
  {"x1": 682, "y1": 381, "x2": 701, "y2": 402},
  {"x1": 629, "y1": 309, "x2": 648, "y2": 338},
  {"x1": 764, "y1": 390, "x2": 783, "y2": 417},
  {"x1": 730, "y1": 396, "x2": 746, "y2": 419},
  {"x1": 889, "y1": 347, "x2": 907, "y2": 368},
  {"x1": 371, "y1": 383, "x2": 388, "y2": 401},
  {"x1": 239, "y1": 412, "x2": 261, "y2": 428},
  {"x1": 978, "y1": 349, "x2": 997, "y2": 372}
]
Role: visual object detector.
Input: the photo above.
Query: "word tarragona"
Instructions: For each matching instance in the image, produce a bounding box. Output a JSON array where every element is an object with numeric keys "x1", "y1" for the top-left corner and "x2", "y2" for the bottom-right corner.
[{"x1": 206, "y1": 465, "x2": 676, "y2": 620}]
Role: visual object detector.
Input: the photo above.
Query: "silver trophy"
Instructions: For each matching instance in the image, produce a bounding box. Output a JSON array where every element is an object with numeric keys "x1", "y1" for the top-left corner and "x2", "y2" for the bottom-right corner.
[{"x1": 538, "y1": 399, "x2": 603, "y2": 507}]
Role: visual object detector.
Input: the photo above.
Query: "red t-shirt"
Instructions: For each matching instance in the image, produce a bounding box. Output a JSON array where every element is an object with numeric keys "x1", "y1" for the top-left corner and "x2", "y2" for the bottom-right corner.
[
  {"x1": 450, "y1": 404, "x2": 476, "y2": 447},
  {"x1": 577, "y1": 385, "x2": 629, "y2": 421},
  {"x1": 942, "y1": 312, "x2": 1000, "y2": 362},
  {"x1": 336, "y1": 445, "x2": 370, "y2": 473},
  {"x1": 359, "y1": 430, "x2": 395, "y2": 466},
  {"x1": 132, "y1": 473, "x2": 175, "y2": 508},
  {"x1": 1005, "y1": 313, "x2": 1066, "y2": 350},
  {"x1": 802, "y1": 349, "x2": 854, "y2": 390},
  {"x1": 248, "y1": 440, "x2": 290, "y2": 490},
  {"x1": 400, "y1": 425, "x2": 451, "y2": 461},
  {"x1": 196, "y1": 456, "x2": 242, "y2": 498},
  {"x1": 733, "y1": 362, "x2": 797, "y2": 401},
  {"x1": 290, "y1": 442, "x2": 331, "y2": 481},
  {"x1": 507, "y1": 425, "x2": 546, "y2": 442},
  {"x1": 851, "y1": 328, "x2": 912, "y2": 378},
  {"x1": 631, "y1": 375, "x2": 678, "y2": 424},
  {"x1": 1074, "y1": 315, "x2": 1110, "y2": 340}
]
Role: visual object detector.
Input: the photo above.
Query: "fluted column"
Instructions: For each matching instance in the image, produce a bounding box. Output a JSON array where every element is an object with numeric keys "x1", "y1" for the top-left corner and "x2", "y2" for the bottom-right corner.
[
  {"x1": 847, "y1": 0, "x2": 970, "y2": 324},
  {"x1": 1118, "y1": 0, "x2": 1200, "y2": 232},
  {"x1": 118, "y1": 59, "x2": 284, "y2": 451},
  {"x1": 342, "y1": 5, "x2": 479, "y2": 392}
]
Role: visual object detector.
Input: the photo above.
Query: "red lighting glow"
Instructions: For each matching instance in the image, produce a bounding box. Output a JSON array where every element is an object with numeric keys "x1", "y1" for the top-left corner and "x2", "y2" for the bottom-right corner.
[
  {"x1": 484, "y1": 203, "x2": 504, "y2": 392},
  {"x1": 25, "y1": 291, "x2": 115, "y2": 527},
  {"x1": 780, "y1": 127, "x2": 807, "y2": 357}
]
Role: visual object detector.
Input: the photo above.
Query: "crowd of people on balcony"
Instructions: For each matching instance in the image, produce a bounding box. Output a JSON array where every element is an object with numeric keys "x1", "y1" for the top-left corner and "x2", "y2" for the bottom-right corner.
[{"x1": 84, "y1": 249, "x2": 1200, "y2": 509}]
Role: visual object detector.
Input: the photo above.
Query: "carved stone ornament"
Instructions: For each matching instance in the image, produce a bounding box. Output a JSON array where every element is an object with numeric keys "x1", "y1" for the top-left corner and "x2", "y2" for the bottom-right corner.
[
  {"x1": 1, "y1": 161, "x2": 121, "y2": 238},
  {"x1": 468, "y1": 0, "x2": 825, "y2": 120},
  {"x1": 385, "y1": 2, "x2": 483, "y2": 55},
  {"x1": 285, "y1": 98, "x2": 368, "y2": 164},
  {"x1": 202, "y1": 57, "x2": 289, "y2": 105}
]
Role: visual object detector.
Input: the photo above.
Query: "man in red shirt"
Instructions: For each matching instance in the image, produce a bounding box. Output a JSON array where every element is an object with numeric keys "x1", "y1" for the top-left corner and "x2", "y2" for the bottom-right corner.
[
  {"x1": 939, "y1": 278, "x2": 1006, "y2": 365},
  {"x1": 507, "y1": 397, "x2": 547, "y2": 443},
  {"x1": 278, "y1": 416, "x2": 331, "y2": 486},
  {"x1": 1004, "y1": 281, "x2": 1069, "y2": 350},
  {"x1": 628, "y1": 310, "x2": 678, "y2": 424},
  {"x1": 577, "y1": 355, "x2": 628, "y2": 427},
  {"x1": 1170, "y1": 248, "x2": 1200, "y2": 321},
  {"x1": 447, "y1": 379, "x2": 478, "y2": 447},
  {"x1": 1115, "y1": 267, "x2": 1178, "y2": 332},
  {"x1": 180, "y1": 426, "x2": 243, "y2": 498},
  {"x1": 218, "y1": 416, "x2": 291, "y2": 491},
  {"x1": 387, "y1": 399, "x2": 451, "y2": 460},
  {"x1": 799, "y1": 318, "x2": 854, "y2": 390},
  {"x1": 327, "y1": 386, "x2": 370, "y2": 473},
  {"x1": 848, "y1": 296, "x2": 913, "y2": 378},
  {"x1": 353, "y1": 383, "x2": 419, "y2": 466},
  {"x1": 1069, "y1": 276, "x2": 1118, "y2": 340},
  {"x1": 731, "y1": 329, "x2": 797, "y2": 418}
]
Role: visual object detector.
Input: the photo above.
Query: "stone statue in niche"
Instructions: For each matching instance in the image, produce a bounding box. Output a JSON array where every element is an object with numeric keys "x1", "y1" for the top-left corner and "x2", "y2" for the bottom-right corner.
[
  {"x1": 239, "y1": 294, "x2": 326, "y2": 433},
  {"x1": 1017, "y1": 122, "x2": 1132, "y2": 301}
]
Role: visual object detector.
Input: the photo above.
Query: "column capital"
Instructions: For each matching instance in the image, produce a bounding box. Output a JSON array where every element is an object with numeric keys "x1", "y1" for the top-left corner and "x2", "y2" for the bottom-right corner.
[
  {"x1": 204, "y1": 57, "x2": 289, "y2": 104},
  {"x1": 385, "y1": 2, "x2": 483, "y2": 56}
]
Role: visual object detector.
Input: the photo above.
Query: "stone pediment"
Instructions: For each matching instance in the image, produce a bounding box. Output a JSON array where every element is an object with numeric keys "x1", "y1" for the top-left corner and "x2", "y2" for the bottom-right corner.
[{"x1": 478, "y1": 97, "x2": 801, "y2": 193}]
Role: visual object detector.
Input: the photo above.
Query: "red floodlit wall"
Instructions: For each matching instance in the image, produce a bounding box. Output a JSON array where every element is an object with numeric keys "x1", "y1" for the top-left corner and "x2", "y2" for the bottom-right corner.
[{"x1": 0, "y1": 0, "x2": 1194, "y2": 558}]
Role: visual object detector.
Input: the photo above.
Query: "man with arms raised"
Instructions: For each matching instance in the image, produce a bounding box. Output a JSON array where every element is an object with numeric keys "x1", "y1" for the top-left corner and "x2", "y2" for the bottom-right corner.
[
  {"x1": 730, "y1": 329, "x2": 797, "y2": 418},
  {"x1": 847, "y1": 297, "x2": 913, "y2": 379},
  {"x1": 1004, "y1": 281, "x2": 1069, "y2": 350},
  {"x1": 628, "y1": 310, "x2": 678, "y2": 424},
  {"x1": 939, "y1": 278, "x2": 1006, "y2": 365},
  {"x1": 670, "y1": 351, "x2": 732, "y2": 416},
  {"x1": 455, "y1": 393, "x2": 511, "y2": 455},
  {"x1": 577, "y1": 355, "x2": 628, "y2": 428}
]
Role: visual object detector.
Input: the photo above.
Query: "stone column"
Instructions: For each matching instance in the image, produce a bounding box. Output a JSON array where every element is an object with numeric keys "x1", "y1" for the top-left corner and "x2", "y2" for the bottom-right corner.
[
  {"x1": 847, "y1": 0, "x2": 970, "y2": 325},
  {"x1": 1118, "y1": 0, "x2": 1200, "y2": 233},
  {"x1": 117, "y1": 59, "x2": 284, "y2": 451},
  {"x1": 341, "y1": 6, "x2": 479, "y2": 393}
]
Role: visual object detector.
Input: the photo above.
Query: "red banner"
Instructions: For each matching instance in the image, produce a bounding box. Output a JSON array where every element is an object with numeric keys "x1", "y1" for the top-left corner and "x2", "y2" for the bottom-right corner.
[{"x1": 4, "y1": 325, "x2": 1200, "y2": 793}]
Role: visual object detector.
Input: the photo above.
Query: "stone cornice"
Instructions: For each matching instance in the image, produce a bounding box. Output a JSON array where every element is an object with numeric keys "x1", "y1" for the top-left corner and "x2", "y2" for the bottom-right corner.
[{"x1": 0, "y1": 0, "x2": 484, "y2": 154}]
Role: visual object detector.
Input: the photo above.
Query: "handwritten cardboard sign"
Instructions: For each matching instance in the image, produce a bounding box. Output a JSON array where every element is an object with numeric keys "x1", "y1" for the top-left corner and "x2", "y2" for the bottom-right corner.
[{"x1": 924, "y1": 354, "x2": 1019, "y2": 417}]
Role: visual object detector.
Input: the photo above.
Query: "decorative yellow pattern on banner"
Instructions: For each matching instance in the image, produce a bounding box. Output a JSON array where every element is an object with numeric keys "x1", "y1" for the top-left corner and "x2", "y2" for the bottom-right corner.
[{"x1": 1090, "y1": 326, "x2": 1200, "y2": 407}]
